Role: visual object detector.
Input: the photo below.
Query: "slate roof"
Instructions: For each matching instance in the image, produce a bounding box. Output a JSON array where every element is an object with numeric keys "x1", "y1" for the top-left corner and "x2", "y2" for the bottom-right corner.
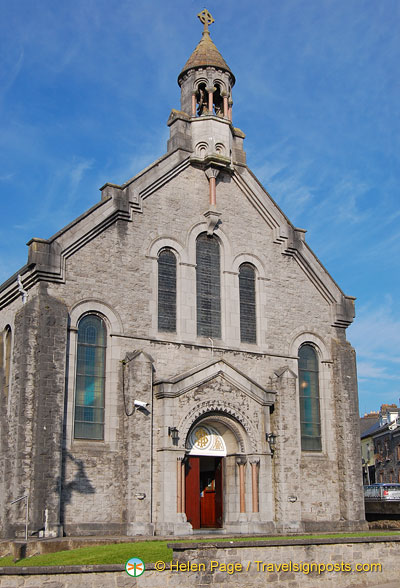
[
  {"x1": 361, "y1": 419, "x2": 383, "y2": 439},
  {"x1": 179, "y1": 31, "x2": 235, "y2": 84},
  {"x1": 360, "y1": 414, "x2": 380, "y2": 436}
]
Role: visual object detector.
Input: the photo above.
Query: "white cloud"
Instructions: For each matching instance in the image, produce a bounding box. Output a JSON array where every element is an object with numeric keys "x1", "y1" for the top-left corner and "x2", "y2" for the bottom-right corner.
[
  {"x1": 349, "y1": 299, "x2": 400, "y2": 397},
  {"x1": 0, "y1": 173, "x2": 14, "y2": 182},
  {"x1": 357, "y1": 361, "x2": 400, "y2": 381},
  {"x1": 69, "y1": 159, "x2": 94, "y2": 194}
]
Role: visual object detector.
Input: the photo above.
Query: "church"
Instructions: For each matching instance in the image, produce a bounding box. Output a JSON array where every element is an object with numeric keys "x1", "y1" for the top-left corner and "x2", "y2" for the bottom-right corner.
[{"x1": 0, "y1": 10, "x2": 365, "y2": 538}]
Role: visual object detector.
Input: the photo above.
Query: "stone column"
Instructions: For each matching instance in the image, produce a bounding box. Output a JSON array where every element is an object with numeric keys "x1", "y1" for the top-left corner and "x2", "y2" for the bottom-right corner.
[
  {"x1": 237, "y1": 457, "x2": 247, "y2": 513},
  {"x1": 7, "y1": 288, "x2": 69, "y2": 539},
  {"x1": 191, "y1": 94, "x2": 197, "y2": 117},
  {"x1": 209, "y1": 177, "x2": 216, "y2": 206},
  {"x1": 177, "y1": 458, "x2": 183, "y2": 513},
  {"x1": 332, "y1": 337, "x2": 367, "y2": 528},
  {"x1": 181, "y1": 459, "x2": 186, "y2": 514},
  {"x1": 250, "y1": 459, "x2": 260, "y2": 513},
  {"x1": 205, "y1": 167, "x2": 220, "y2": 207},
  {"x1": 207, "y1": 87, "x2": 215, "y2": 113},
  {"x1": 228, "y1": 98, "x2": 233, "y2": 121},
  {"x1": 272, "y1": 367, "x2": 303, "y2": 532},
  {"x1": 222, "y1": 93, "x2": 228, "y2": 118},
  {"x1": 125, "y1": 352, "x2": 154, "y2": 536}
]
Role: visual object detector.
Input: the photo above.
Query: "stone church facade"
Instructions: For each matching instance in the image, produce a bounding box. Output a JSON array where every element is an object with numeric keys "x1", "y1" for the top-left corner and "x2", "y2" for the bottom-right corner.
[{"x1": 0, "y1": 11, "x2": 365, "y2": 539}]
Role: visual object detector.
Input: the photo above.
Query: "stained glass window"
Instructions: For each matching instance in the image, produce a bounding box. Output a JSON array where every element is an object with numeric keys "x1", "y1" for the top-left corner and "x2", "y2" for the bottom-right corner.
[
  {"x1": 196, "y1": 233, "x2": 221, "y2": 338},
  {"x1": 74, "y1": 315, "x2": 106, "y2": 440},
  {"x1": 299, "y1": 344, "x2": 322, "y2": 451},
  {"x1": 158, "y1": 250, "x2": 177, "y2": 332},
  {"x1": 239, "y1": 264, "x2": 256, "y2": 343}
]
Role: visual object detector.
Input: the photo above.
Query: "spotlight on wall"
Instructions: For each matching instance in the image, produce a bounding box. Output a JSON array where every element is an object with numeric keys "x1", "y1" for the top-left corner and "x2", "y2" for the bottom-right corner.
[
  {"x1": 168, "y1": 427, "x2": 179, "y2": 441},
  {"x1": 266, "y1": 432, "x2": 277, "y2": 456}
]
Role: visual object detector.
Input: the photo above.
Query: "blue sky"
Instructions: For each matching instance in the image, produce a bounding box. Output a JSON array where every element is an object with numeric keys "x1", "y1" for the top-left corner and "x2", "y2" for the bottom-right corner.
[{"x1": 1, "y1": 0, "x2": 399, "y2": 415}]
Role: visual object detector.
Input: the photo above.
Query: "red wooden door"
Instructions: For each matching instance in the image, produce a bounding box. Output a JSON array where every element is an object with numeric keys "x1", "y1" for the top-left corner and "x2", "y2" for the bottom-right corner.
[
  {"x1": 200, "y1": 457, "x2": 223, "y2": 528},
  {"x1": 200, "y1": 478, "x2": 216, "y2": 527},
  {"x1": 185, "y1": 457, "x2": 200, "y2": 529},
  {"x1": 185, "y1": 456, "x2": 223, "y2": 529}
]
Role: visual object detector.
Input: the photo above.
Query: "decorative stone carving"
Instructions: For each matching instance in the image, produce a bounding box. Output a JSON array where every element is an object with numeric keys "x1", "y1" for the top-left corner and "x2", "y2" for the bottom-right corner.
[{"x1": 178, "y1": 398, "x2": 259, "y2": 453}]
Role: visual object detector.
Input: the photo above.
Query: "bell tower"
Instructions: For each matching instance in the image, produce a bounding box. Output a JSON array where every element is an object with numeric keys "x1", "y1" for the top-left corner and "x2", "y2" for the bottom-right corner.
[
  {"x1": 178, "y1": 9, "x2": 235, "y2": 120},
  {"x1": 167, "y1": 10, "x2": 246, "y2": 170}
]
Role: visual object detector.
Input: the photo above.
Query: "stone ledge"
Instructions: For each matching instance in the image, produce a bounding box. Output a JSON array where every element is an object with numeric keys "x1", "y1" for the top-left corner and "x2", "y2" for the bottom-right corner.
[
  {"x1": 0, "y1": 564, "x2": 121, "y2": 575},
  {"x1": 0, "y1": 563, "x2": 165, "y2": 575},
  {"x1": 168, "y1": 535, "x2": 400, "y2": 551}
]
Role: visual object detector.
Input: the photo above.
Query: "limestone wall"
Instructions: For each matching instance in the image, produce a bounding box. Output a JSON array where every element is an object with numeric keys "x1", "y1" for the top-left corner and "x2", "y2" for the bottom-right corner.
[{"x1": 0, "y1": 537, "x2": 399, "y2": 587}]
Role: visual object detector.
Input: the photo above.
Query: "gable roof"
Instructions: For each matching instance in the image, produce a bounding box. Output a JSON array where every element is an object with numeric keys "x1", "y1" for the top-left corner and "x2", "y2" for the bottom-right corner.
[{"x1": 0, "y1": 147, "x2": 355, "y2": 329}]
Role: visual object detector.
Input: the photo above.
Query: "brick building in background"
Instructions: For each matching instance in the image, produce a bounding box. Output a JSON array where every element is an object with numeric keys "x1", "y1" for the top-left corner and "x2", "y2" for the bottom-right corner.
[{"x1": 0, "y1": 11, "x2": 365, "y2": 539}]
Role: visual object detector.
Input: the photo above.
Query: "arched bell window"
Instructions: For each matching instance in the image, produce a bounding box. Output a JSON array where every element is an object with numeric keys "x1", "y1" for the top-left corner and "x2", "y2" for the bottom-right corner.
[
  {"x1": 298, "y1": 344, "x2": 322, "y2": 451},
  {"x1": 213, "y1": 83, "x2": 223, "y2": 116},
  {"x1": 196, "y1": 233, "x2": 221, "y2": 338},
  {"x1": 239, "y1": 263, "x2": 256, "y2": 344},
  {"x1": 74, "y1": 315, "x2": 106, "y2": 440},
  {"x1": 158, "y1": 249, "x2": 177, "y2": 333},
  {"x1": 196, "y1": 82, "x2": 207, "y2": 116}
]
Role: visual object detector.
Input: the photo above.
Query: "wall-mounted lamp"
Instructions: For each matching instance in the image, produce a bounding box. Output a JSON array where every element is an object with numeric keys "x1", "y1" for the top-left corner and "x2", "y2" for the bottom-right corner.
[
  {"x1": 266, "y1": 432, "x2": 277, "y2": 456},
  {"x1": 168, "y1": 427, "x2": 179, "y2": 441}
]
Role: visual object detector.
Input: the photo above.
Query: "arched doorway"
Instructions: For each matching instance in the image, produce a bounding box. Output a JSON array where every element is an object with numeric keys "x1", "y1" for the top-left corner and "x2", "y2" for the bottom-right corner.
[{"x1": 184, "y1": 420, "x2": 241, "y2": 529}]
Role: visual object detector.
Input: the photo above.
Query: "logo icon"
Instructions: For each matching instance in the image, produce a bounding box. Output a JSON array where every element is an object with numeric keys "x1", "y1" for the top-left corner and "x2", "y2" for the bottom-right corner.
[{"x1": 125, "y1": 557, "x2": 145, "y2": 577}]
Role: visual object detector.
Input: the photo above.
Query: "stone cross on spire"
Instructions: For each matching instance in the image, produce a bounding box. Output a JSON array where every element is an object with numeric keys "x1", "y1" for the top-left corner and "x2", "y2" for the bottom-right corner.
[{"x1": 197, "y1": 9, "x2": 215, "y2": 34}]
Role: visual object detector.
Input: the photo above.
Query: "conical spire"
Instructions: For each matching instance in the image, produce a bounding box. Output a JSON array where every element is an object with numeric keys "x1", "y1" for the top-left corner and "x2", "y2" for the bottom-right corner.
[{"x1": 178, "y1": 10, "x2": 235, "y2": 86}]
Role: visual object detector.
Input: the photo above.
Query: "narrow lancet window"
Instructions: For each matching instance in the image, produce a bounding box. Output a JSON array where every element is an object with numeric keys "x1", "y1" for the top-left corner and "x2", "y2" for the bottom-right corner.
[
  {"x1": 196, "y1": 233, "x2": 221, "y2": 338},
  {"x1": 239, "y1": 264, "x2": 256, "y2": 343},
  {"x1": 158, "y1": 249, "x2": 177, "y2": 332},
  {"x1": 298, "y1": 344, "x2": 322, "y2": 451},
  {"x1": 74, "y1": 315, "x2": 106, "y2": 440}
]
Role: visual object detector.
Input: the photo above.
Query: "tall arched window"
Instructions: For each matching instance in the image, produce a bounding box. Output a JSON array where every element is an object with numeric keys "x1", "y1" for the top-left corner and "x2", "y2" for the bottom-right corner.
[
  {"x1": 196, "y1": 233, "x2": 221, "y2": 338},
  {"x1": 298, "y1": 344, "x2": 322, "y2": 451},
  {"x1": 74, "y1": 315, "x2": 106, "y2": 440},
  {"x1": 158, "y1": 249, "x2": 177, "y2": 332},
  {"x1": 239, "y1": 263, "x2": 256, "y2": 343}
]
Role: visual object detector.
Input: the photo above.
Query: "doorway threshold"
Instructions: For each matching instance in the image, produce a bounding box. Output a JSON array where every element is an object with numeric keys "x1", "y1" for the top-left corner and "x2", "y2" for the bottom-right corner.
[{"x1": 193, "y1": 528, "x2": 227, "y2": 535}]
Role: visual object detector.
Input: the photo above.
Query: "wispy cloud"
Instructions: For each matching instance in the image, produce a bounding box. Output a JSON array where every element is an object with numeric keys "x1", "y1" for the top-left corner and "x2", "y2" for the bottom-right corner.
[
  {"x1": 0, "y1": 173, "x2": 15, "y2": 182},
  {"x1": 353, "y1": 298, "x2": 400, "y2": 412},
  {"x1": 357, "y1": 361, "x2": 400, "y2": 381},
  {"x1": 68, "y1": 158, "x2": 94, "y2": 195},
  {"x1": 0, "y1": 48, "x2": 24, "y2": 100}
]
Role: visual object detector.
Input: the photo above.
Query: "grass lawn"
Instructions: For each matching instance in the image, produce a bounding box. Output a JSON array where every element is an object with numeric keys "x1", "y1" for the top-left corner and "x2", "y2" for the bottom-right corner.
[{"x1": 0, "y1": 530, "x2": 399, "y2": 567}]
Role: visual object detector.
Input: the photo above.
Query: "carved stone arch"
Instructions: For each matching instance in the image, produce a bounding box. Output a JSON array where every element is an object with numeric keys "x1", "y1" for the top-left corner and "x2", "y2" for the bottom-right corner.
[
  {"x1": 69, "y1": 299, "x2": 123, "y2": 334},
  {"x1": 214, "y1": 143, "x2": 226, "y2": 156},
  {"x1": 213, "y1": 78, "x2": 227, "y2": 94},
  {"x1": 288, "y1": 328, "x2": 331, "y2": 362},
  {"x1": 147, "y1": 236, "x2": 185, "y2": 263},
  {"x1": 186, "y1": 221, "x2": 233, "y2": 267},
  {"x1": 189, "y1": 413, "x2": 247, "y2": 453},
  {"x1": 0, "y1": 310, "x2": 15, "y2": 333},
  {"x1": 231, "y1": 253, "x2": 266, "y2": 278},
  {"x1": 178, "y1": 400, "x2": 259, "y2": 453},
  {"x1": 193, "y1": 77, "x2": 208, "y2": 92},
  {"x1": 195, "y1": 141, "x2": 209, "y2": 159}
]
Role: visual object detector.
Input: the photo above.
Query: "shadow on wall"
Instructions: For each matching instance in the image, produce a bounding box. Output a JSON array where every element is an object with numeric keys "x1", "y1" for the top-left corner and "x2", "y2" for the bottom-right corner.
[{"x1": 57, "y1": 452, "x2": 95, "y2": 527}]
